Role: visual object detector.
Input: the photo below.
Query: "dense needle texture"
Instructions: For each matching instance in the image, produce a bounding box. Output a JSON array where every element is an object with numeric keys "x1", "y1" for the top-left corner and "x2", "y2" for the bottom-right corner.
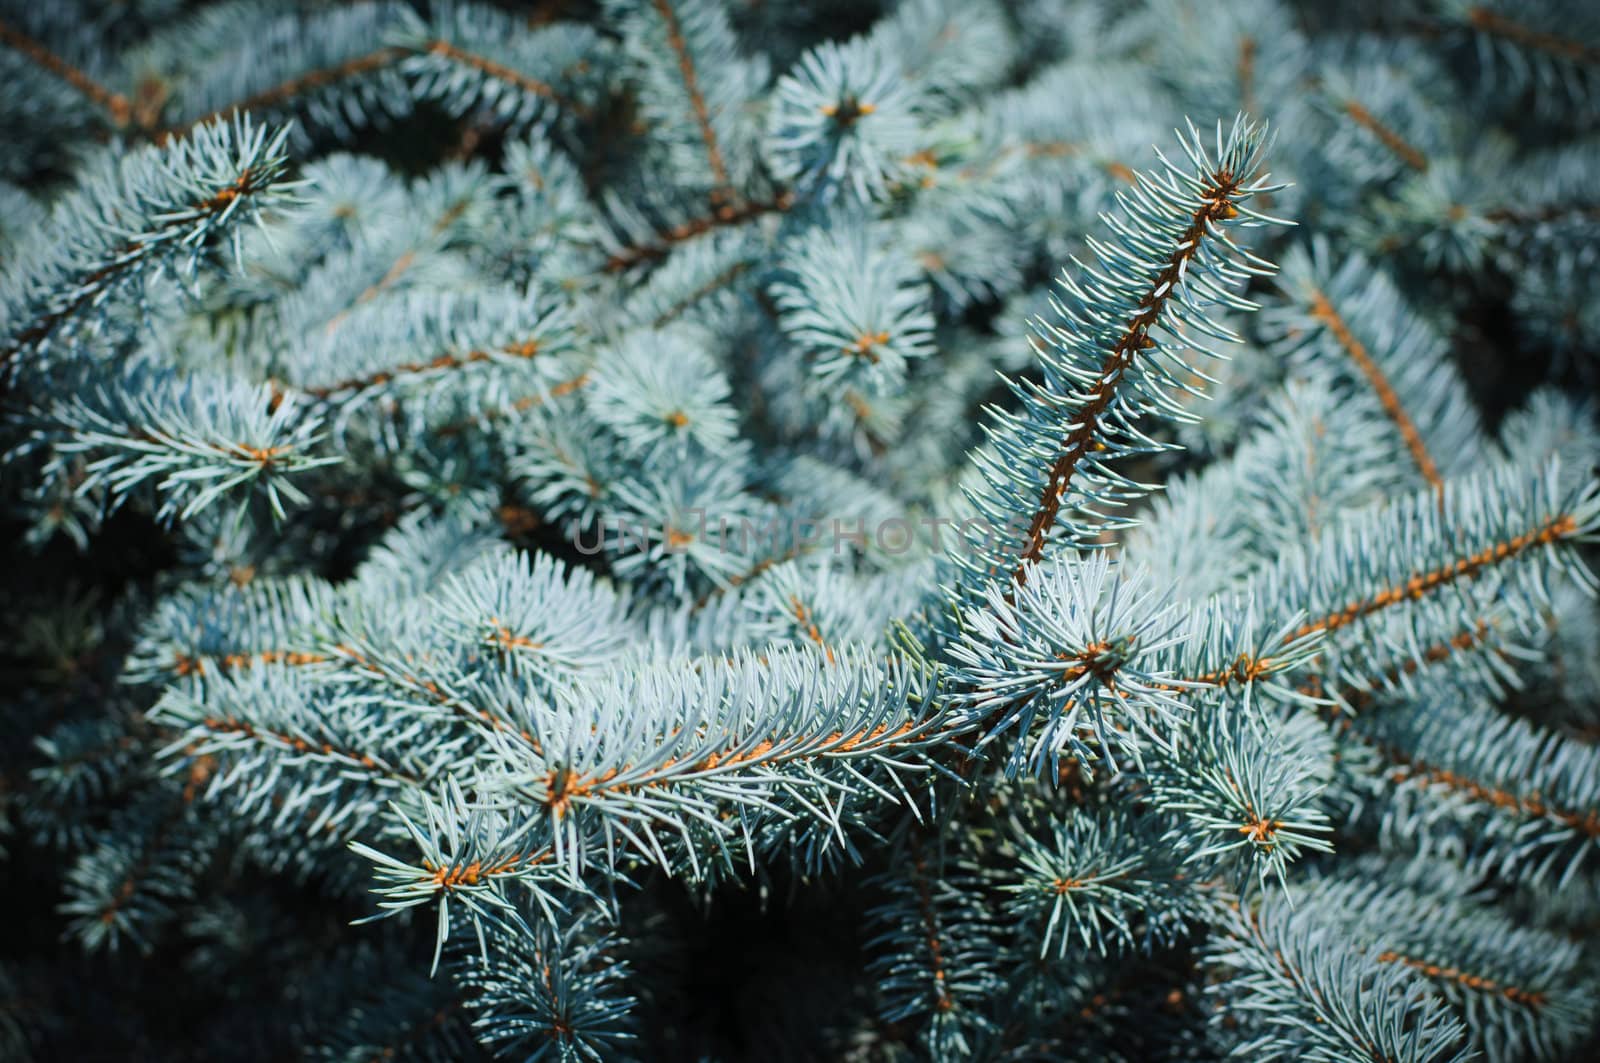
[{"x1": 2, "y1": 1, "x2": 1599, "y2": 1060}]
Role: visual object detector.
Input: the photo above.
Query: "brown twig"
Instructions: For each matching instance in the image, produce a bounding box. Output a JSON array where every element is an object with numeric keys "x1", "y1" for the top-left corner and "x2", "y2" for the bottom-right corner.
[
  {"x1": 650, "y1": 0, "x2": 731, "y2": 202},
  {"x1": 0, "y1": 17, "x2": 131, "y2": 126},
  {"x1": 1011, "y1": 167, "x2": 1249, "y2": 589},
  {"x1": 1306, "y1": 287, "x2": 1442, "y2": 488}
]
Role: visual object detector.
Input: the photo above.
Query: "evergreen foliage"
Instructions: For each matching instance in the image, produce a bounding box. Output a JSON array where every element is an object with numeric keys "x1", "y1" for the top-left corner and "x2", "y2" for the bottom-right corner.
[{"x1": 2, "y1": 1, "x2": 1598, "y2": 1060}]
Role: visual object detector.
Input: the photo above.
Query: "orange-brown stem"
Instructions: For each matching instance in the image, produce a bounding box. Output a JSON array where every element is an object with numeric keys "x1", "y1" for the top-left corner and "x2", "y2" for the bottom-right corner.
[
  {"x1": 196, "y1": 716, "x2": 425, "y2": 784},
  {"x1": 908, "y1": 843, "x2": 956, "y2": 1013},
  {"x1": 1289, "y1": 514, "x2": 1578, "y2": 642},
  {"x1": 0, "y1": 18, "x2": 131, "y2": 125},
  {"x1": 296, "y1": 338, "x2": 544, "y2": 401},
  {"x1": 1465, "y1": 7, "x2": 1599, "y2": 65},
  {"x1": 1, "y1": 167, "x2": 272, "y2": 375},
  {"x1": 1307, "y1": 287, "x2": 1441, "y2": 488},
  {"x1": 1374, "y1": 950, "x2": 1548, "y2": 1008},
  {"x1": 604, "y1": 191, "x2": 795, "y2": 272},
  {"x1": 1341, "y1": 101, "x2": 1429, "y2": 172},
  {"x1": 433, "y1": 370, "x2": 592, "y2": 437},
  {"x1": 1382, "y1": 744, "x2": 1600, "y2": 839},
  {"x1": 650, "y1": 0, "x2": 731, "y2": 200},
  {"x1": 163, "y1": 48, "x2": 409, "y2": 138},
  {"x1": 1011, "y1": 168, "x2": 1246, "y2": 589}
]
